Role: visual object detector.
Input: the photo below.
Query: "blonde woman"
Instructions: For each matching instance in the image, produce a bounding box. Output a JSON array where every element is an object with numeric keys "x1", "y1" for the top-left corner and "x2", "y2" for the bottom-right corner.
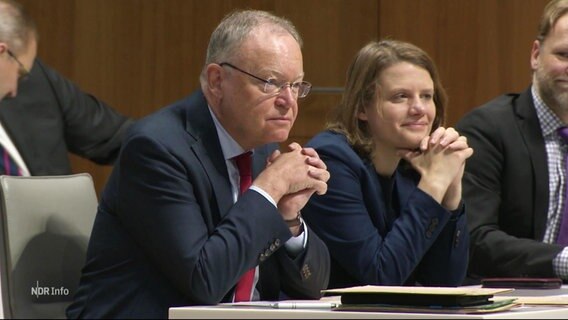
[{"x1": 303, "y1": 40, "x2": 472, "y2": 288}]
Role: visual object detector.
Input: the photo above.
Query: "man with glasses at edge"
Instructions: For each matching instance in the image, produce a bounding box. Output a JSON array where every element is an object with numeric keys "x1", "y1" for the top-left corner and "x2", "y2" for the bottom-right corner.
[
  {"x1": 0, "y1": 0, "x2": 36, "y2": 178},
  {"x1": 0, "y1": 1, "x2": 35, "y2": 101},
  {"x1": 67, "y1": 9, "x2": 331, "y2": 319},
  {"x1": 0, "y1": 0, "x2": 133, "y2": 177}
]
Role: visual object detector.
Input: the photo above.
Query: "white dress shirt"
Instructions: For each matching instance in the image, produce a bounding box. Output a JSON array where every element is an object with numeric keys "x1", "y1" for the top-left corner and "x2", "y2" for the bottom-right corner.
[{"x1": 0, "y1": 120, "x2": 30, "y2": 176}]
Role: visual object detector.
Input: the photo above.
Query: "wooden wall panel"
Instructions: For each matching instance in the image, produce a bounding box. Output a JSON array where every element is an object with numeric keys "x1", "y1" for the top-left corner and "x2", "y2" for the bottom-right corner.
[
  {"x1": 378, "y1": 0, "x2": 548, "y2": 125},
  {"x1": 18, "y1": 0, "x2": 376, "y2": 193},
  {"x1": 15, "y1": 0, "x2": 552, "y2": 194},
  {"x1": 280, "y1": 0, "x2": 379, "y2": 146}
]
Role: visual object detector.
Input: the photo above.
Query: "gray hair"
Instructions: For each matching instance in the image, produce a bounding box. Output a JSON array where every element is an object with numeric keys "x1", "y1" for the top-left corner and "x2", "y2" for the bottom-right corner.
[
  {"x1": 205, "y1": 9, "x2": 301, "y2": 65},
  {"x1": 0, "y1": 0, "x2": 37, "y2": 54}
]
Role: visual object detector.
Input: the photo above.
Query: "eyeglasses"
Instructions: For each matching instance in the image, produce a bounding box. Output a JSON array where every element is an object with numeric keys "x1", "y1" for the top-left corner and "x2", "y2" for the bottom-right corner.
[
  {"x1": 219, "y1": 62, "x2": 311, "y2": 98},
  {"x1": 6, "y1": 49, "x2": 30, "y2": 81}
]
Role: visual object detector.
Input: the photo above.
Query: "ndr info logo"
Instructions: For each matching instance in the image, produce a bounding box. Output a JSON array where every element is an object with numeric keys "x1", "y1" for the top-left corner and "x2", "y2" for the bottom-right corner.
[{"x1": 31, "y1": 281, "x2": 69, "y2": 298}]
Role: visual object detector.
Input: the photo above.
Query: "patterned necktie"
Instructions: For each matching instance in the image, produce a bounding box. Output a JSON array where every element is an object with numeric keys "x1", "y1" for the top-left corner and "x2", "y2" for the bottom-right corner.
[
  {"x1": 556, "y1": 127, "x2": 568, "y2": 245},
  {"x1": 0, "y1": 144, "x2": 22, "y2": 176},
  {"x1": 232, "y1": 151, "x2": 256, "y2": 302}
]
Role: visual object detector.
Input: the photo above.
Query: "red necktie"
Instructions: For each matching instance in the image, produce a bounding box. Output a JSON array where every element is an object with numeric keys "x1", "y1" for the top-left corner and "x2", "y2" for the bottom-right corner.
[
  {"x1": 232, "y1": 151, "x2": 256, "y2": 302},
  {"x1": 557, "y1": 127, "x2": 568, "y2": 245},
  {"x1": 0, "y1": 145, "x2": 22, "y2": 176}
]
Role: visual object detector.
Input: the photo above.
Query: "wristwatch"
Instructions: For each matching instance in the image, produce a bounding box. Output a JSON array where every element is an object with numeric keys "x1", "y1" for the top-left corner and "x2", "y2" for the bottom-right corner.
[{"x1": 284, "y1": 212, "x2": 303, "y2": 227}]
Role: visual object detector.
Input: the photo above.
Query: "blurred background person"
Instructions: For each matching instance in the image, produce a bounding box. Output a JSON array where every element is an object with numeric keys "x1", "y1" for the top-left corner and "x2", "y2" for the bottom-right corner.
[
  {"x1": 0, "y1": 0, "x2": 35, "y2": 102},
  {"x1": 0, "y1": 0, "x2": 133, "y2": 177}
]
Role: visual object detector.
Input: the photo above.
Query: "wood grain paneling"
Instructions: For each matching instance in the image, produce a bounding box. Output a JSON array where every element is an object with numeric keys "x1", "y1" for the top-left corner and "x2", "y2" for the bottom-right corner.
[
  {"x1": 280, "y1": 0, "x2": 379, "y2": 146},
  {"x1": 18, "y1": 0, "x2": 377, "y2": 193},
  {"x1": 15, "y1": 0, "x2": 551, "y2": 194},
  {"x1": 379, "y1": 0, "x2": 548, "y2": 125}
]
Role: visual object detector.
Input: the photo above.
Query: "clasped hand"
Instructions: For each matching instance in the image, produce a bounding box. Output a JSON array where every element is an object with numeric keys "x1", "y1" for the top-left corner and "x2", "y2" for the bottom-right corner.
[
  {"x1": 253, "y1": 142, "x2": 330, "y2": 220},
  {"x1": 398, "y1": 127, "x2": 473, "y2": 210}
]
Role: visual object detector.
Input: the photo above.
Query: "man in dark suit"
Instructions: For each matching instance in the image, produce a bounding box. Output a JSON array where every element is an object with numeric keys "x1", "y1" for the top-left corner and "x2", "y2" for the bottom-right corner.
[
  {"x1": 0, "y1": 0, "x2": 132, "y2": 174},
  {"x1": 0, "y1": 59, "x2": 133, "y2": 174},
  {"x1": 456, "y1": 0, "x2": 568, "y2": 282},
  {"x1": 67, "y1": 9, "x2": 331, "y2": 319}
]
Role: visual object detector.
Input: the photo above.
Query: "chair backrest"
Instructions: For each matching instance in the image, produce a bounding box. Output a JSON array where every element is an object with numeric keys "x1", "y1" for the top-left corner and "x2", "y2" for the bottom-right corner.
[{"x1": 0, "y1": 174, "x2": 98, "y2": 319}]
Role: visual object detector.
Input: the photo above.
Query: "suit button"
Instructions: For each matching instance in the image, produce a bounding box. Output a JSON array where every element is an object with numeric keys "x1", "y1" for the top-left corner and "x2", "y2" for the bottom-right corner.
[
  {"x1": 259, "y1": 253, "x2": 266, "y2": 262},
  {"x1": 264, "y1": 249, "x2": 272, "y2": 257},
  {"x1": 431, "y1": 218, "x2": 439, "y2": 228},
  {"x1": 454, "y1": 230, "x2": 461, "y2": 247},
  {"x1": 425, "y1": 218, "x2": 439, "y2": 238},
  {"x1": 274, "y1": 239, "x2": 281, "y2": 246},
  {"x1": 301, "y1": 264, "x2": 312, "y2": 280},
  {"x1": 269, "y1": 243, "x2": 277, "y2": 251}
]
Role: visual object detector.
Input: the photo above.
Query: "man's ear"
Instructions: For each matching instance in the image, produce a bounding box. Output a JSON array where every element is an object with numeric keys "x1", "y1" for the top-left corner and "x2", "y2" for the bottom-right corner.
[
  {"x1": 205, "y1": 63, "x2": 224, "y2": 97},
  {"x1": 0, "y1": 42, "x2": 7, "y2": 54},
  {"x1": 530, "y1": 40, "x2": 541, "y2": 71}
]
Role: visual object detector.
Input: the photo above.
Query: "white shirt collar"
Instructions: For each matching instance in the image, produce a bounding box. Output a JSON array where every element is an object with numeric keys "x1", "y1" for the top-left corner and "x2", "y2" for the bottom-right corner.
[{"x1": 207, "y1": 106, "x2": 247, "y2": 159}]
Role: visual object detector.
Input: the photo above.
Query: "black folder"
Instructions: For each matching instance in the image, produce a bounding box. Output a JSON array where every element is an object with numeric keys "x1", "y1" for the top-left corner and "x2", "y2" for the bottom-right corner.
[
  {"x1": 323, "y1": 285, "x2": 513, "y2": 308},
  {"x1": 481, "y1": 277, "x2": 562, "y2": 289},
  {"x1": 339, "y1": 291, "x2": 493, "y2": 307}
]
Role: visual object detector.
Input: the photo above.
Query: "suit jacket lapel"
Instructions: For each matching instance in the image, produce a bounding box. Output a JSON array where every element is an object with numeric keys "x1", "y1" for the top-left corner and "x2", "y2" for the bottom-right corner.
[
  {"x1": 362, "y1": 160, "x2": 391, "y2": 232},
  {"x1": 184, "y1": 91, "x2": 233, "y2": 223},
  {"x1": 514, "y1": 88, "x2": 549, "y2": 240},
  {"x1": 393, "y1": 168, "x2": 415, "y2": 213}
]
